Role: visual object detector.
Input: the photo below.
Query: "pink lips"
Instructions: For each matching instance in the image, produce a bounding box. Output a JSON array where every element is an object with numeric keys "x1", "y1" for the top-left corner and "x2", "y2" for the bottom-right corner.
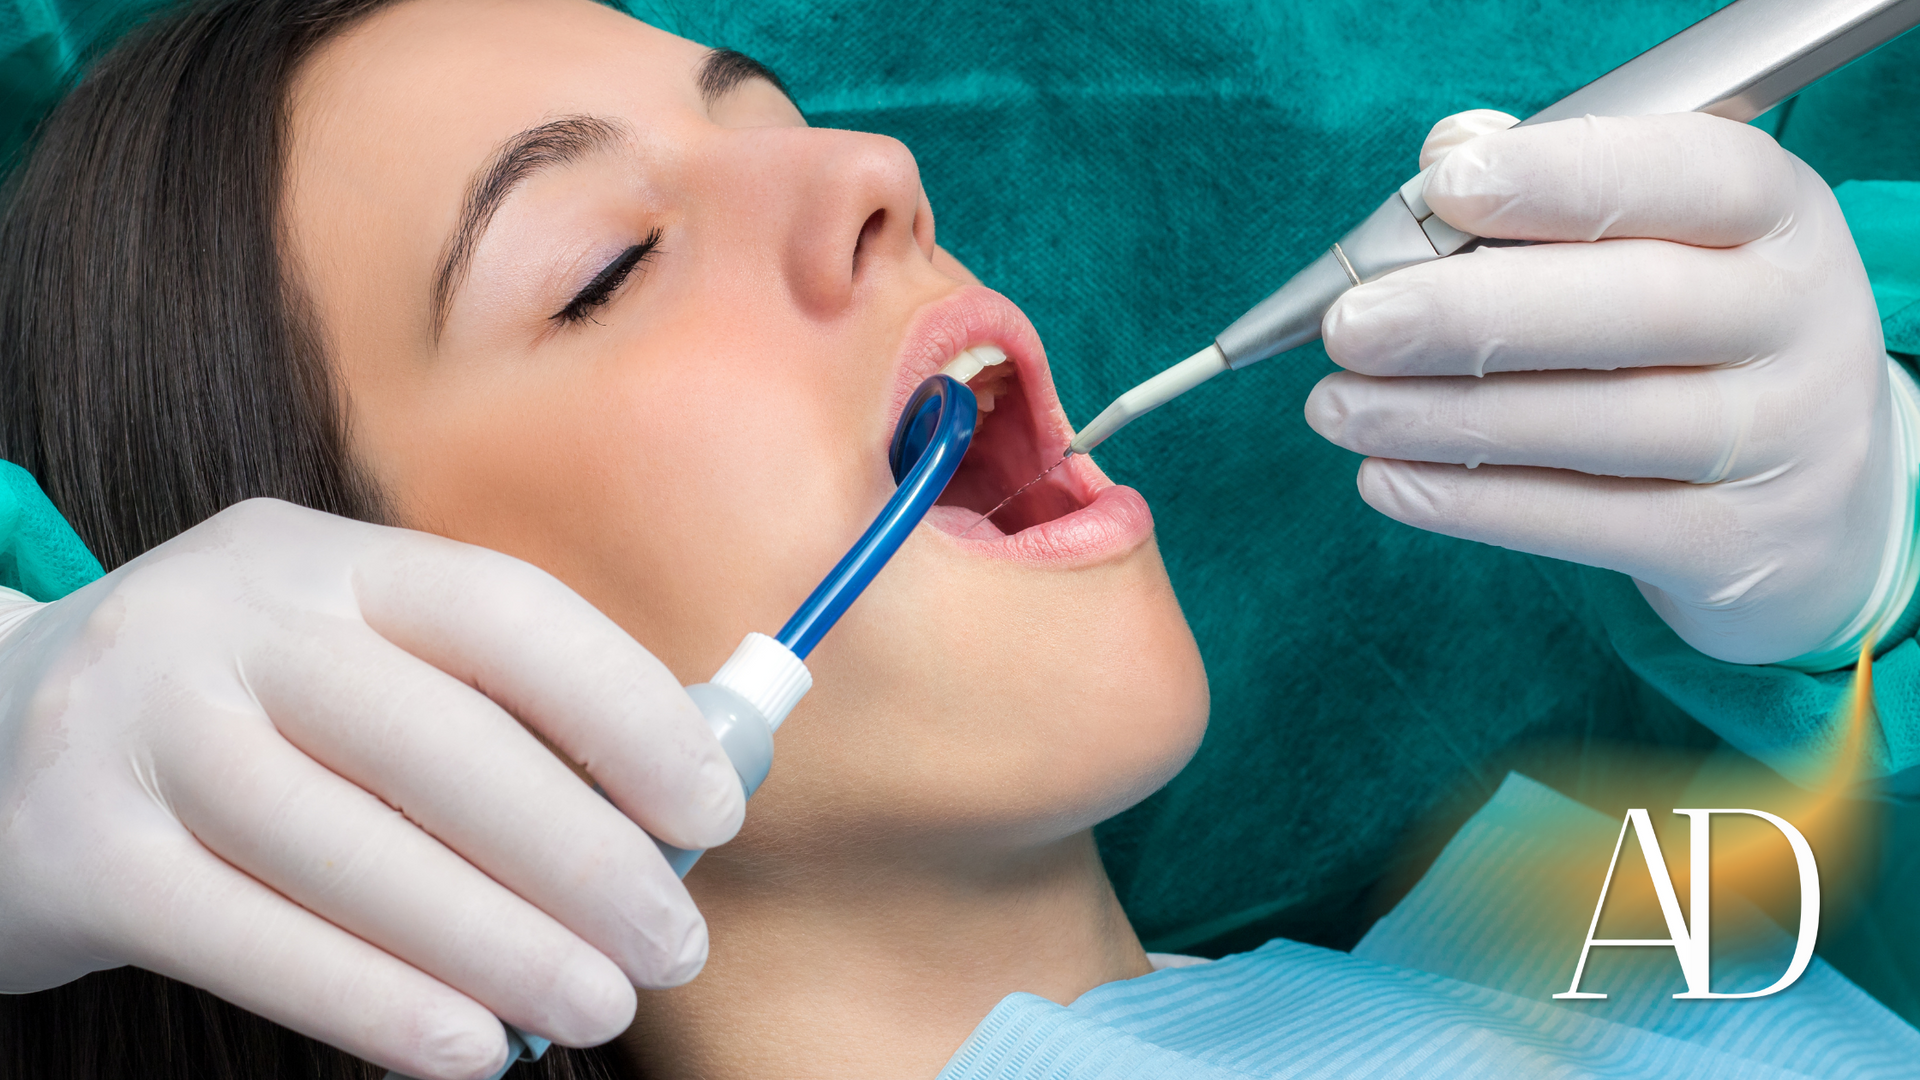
[{"x1": 887, "y1": 286, "x2": 1154, "y2": 567}]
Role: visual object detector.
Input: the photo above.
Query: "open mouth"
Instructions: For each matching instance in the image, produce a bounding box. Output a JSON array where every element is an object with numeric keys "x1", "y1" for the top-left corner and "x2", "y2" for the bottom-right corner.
[
  {"x1": 933, "y1": 346, "x2": 1084, "y2": 536},
  {"x1": 883, "y1": 285, "x2": 1154, "y2": 565}
]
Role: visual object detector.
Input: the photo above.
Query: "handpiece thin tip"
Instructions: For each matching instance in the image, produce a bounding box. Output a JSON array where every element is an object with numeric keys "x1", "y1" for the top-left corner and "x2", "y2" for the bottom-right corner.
[{"x1": 959, "y1": 452, "x2": 1072, "y2": 538}]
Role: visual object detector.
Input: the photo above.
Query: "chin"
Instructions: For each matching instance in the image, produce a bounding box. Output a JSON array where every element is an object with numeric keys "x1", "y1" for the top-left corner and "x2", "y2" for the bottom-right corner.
[
  {"x1": 711, "y1": 284, "x2": 1210, "y2": 861},
  {"x1": 733, "y1": 526, "x2": 1209, "y2": 860},
  {"x1": 1007, "y1": 543, "x2": 1210, "y2": 840}
]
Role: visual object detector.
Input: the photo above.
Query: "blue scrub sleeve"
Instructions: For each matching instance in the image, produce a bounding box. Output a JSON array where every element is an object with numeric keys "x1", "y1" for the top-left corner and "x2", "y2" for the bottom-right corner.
[
  {"x1": 1584, "y1": 567, "x2": 1920, "y2": 796},
  {"x1": 0, "y1": 460, "x2": 103, "y2": 601}
]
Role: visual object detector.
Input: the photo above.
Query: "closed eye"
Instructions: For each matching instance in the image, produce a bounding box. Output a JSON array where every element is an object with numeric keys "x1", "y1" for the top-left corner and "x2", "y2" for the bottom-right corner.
[{"x1": 553, "y1": 229, "x2": 663, "y2": 325}]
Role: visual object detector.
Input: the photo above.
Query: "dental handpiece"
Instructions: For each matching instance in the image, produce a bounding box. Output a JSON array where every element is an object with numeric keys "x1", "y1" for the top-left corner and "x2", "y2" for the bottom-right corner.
[
  {"x1": 386, "y1": 376, "x2": 977, "y2": 1080},
  {"x1": 1069, "y1": 0, "x2": 1920, "y2": 456}
]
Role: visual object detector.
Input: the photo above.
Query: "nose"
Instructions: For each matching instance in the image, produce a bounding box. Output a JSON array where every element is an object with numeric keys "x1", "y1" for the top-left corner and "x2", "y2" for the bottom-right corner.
[{"x1": 738, "y1": 128, "x2": 936, "y2": 317}]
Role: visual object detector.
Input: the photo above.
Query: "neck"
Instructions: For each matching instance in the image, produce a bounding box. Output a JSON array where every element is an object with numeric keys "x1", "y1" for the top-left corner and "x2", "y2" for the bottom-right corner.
[{"x1": 619, "y1": 829, "x2": 1150, "y2": 1079}]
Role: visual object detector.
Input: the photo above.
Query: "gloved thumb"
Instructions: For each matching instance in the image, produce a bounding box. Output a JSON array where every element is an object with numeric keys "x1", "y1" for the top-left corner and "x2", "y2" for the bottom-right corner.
[{"x1": 1418, "y1": 109, "x2": 1519, "y2": 170}]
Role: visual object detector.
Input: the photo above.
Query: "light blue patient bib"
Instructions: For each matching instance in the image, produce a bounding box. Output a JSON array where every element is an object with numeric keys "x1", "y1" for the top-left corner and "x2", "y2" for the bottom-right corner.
[{"x1": 941, "y1": 775, "x2": 1920, "y2": 1079}]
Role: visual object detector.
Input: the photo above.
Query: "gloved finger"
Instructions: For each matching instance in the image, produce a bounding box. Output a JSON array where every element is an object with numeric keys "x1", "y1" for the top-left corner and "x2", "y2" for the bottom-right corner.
[
  {"x1": 1418, "y1": 109, "x2": 1518, "y2": 170},
  {"x1": 1324, "y1": 238, "x2": 1786, "y2": 376},
  {"x1": 154, "y1": 703, "x2": 637, "y2": 1048},
  {"x1": 349, "y1": 533, "x2": 746, "y2": 853},
  {"x1": 103, "y1": 831, "x2": 510, "y2": 1080},
  {"x1": 247, "y1": 623, "x2": 710, "y2": 989},
  {"x1": 1307, "y1": 366, "x2": 1775, "y2": 483},
  {"x1": 1423, "y1": 112, "x2": 1798, "y2": 246},
  {"x1": 1352, "y1": 457, "x2": 1716, "y2": 589}
]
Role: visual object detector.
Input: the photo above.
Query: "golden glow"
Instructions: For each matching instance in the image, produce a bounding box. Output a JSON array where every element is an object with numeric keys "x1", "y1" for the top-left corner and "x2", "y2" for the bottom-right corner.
[
  {"x1": 1687, "y1": 639, "x2": 1878, "y2": 916},
  {"x1": 1375, "y1": 640, "x2": 1886, "y2": 1000}
]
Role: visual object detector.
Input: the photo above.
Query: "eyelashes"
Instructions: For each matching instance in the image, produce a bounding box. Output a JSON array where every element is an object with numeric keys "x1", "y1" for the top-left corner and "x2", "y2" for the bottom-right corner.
[{"x1": 552, "y1": 228, "x2": 664, "y2": 325}]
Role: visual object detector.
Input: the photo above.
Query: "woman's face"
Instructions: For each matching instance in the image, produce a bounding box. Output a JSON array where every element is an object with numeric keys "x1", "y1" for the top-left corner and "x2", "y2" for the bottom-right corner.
[{"x1": 285, "y1": 0, "x2": 1207, "y2": 864}]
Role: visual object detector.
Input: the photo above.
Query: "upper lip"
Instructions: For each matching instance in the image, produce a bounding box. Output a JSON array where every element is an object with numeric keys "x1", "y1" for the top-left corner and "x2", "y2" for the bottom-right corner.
[
  {"x1": 878, "y1": 283, "x2": 1154, "y2": 565},
  {"x1": 884, "y1": 285, "x2": 1071, "y2": 460}
]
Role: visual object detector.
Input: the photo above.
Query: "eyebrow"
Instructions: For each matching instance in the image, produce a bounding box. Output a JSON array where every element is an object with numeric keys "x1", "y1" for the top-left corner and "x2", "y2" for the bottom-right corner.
[
  {"x1": 431, "y1": 114, "x2": 629, "y2": 336},
  {"x1": 697, "y1": 47, "x2": 794, "y2": 109},
  {"x1": 430, "y1": 50, "x2": 795, "y2": 336}
]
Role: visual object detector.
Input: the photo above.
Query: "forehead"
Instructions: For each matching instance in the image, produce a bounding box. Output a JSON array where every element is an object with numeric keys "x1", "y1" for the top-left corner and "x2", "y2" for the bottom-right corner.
[
  {"x1": 293, "y1": 0, "x2": 708, "y2": 121},
  {"x1": 284, "y1": 0, "x2": 710, "y2": 334}
]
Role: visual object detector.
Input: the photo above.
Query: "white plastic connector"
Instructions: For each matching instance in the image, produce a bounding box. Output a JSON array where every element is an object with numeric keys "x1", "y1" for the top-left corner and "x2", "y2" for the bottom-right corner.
[
  {"x1": 711, "y1": 632, "x2": 813, "y2": 731},
  {"x1": 939, "y1": 345, "x2": 1008, "y2": 384}
]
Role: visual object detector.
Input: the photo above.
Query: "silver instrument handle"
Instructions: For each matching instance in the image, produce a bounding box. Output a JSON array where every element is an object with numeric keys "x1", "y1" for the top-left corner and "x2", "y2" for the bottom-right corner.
[
  {"x1": 1212, "y1": 0, "x2": 1920, "y2": 372},
  {"x1": 1525, "y1": 0, "x2": 1920, "y2": 126}
]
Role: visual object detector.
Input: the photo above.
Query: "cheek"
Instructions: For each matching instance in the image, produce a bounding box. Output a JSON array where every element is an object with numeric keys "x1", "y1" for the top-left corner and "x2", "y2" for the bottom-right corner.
[{"x1": 363, "y1": 314, "x2": 888, "y2": 684}]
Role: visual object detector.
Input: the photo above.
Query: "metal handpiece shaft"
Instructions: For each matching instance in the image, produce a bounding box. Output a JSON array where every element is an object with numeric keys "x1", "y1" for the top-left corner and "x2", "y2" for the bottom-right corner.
[{"x1": 1069, "y1": 0, "x2": 1920, "y2": 456}]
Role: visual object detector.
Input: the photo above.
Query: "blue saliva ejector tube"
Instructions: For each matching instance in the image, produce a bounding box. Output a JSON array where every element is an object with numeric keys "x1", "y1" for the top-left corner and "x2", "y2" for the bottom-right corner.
[
  {"x1": 652, "y1": 371, "x2": 976, "y2": 869},
  {"x1": 778, "y1": 372, "x2": 977, "y2": 658},
  {"x1": 390, "y1": 375, "x2": 977, "y2": 1080}
]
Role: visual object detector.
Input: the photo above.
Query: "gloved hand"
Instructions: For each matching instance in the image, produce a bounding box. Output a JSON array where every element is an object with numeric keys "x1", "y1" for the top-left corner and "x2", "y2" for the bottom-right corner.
[
  {"x1": 1307, "y1": 109, "x2": 1919, "y2": 669},
  {"x1": 0, "y1": 499, "x2": 747, "y2": 1080}
]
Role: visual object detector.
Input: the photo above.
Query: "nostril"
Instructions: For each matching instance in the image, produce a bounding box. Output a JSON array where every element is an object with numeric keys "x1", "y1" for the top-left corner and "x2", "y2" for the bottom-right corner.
[{"x1": 853, "y1": 208, "x2": 886, "y2": 272}]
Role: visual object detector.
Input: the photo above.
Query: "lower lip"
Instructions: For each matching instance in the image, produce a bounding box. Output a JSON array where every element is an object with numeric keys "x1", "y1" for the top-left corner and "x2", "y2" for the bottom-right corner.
[{"x1": 921, "y1": 462, "x2": 1154, "y2": 566}]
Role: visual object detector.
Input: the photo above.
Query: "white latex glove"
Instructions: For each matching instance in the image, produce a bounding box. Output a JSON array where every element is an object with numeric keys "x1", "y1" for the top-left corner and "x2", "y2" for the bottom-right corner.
[
  {"x1": 1307, "y1": 109, "x2": 1920, "y2": 669},
  {"x1": 0, "y1": 499, "x2": 746, "y2": 1079}
]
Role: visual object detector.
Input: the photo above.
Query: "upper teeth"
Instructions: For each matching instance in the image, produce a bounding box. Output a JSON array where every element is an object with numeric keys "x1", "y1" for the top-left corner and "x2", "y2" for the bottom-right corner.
[{"x1": 939, "y1": 345, "x2": 1008, "y2": 384}]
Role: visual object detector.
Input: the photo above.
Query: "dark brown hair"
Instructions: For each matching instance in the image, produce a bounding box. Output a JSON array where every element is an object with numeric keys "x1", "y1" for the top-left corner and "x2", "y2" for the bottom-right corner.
[
  {"x1": 0, "y1": 0, "x2": 395, "y2": 570},
  {"x1": 0, "y1": 0, "x2": 630, "y2": 1076}
]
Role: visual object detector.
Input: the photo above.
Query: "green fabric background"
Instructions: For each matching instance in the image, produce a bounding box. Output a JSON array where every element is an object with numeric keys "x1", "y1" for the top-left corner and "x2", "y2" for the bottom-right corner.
[
  {"x1": 5, "y1": 0, "x2": 1920, "y2": 1019},
  {"x1": 1840, "y1": 180, "x2": 1920, "y2": 354}
]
